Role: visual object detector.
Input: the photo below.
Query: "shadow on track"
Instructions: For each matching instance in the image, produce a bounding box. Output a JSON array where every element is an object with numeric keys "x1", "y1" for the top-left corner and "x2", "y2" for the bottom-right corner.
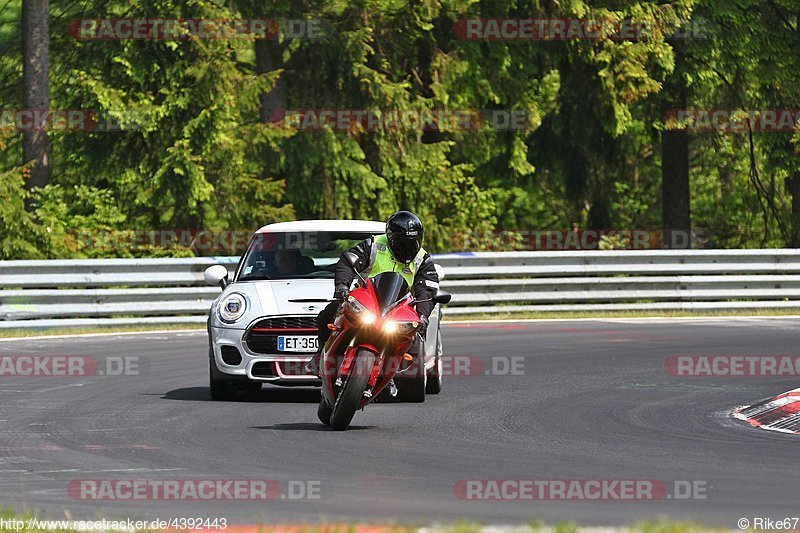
[
  {"x1": 157, "y1": 387, "x2": 321, "y2": 403},
  {"x1": 250, "y1": 423, "x2": 375, "y2": 431}
]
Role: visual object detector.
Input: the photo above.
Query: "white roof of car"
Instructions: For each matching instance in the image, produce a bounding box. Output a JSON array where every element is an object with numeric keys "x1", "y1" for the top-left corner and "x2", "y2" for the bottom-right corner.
[{"x1": 256, "y1": 219, "x2": 385, "y2": 234}]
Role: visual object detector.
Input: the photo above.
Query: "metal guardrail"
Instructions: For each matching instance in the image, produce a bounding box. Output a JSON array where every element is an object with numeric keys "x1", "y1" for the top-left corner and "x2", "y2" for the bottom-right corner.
[
  {"x1": 0, "y1": 257, "x2": 239, "y2": 329},
  {"x1": 3, "y1": 250, "x2": 800, "y2": 329},
  {"x1": 437, "y1": 249, "x2": 800, "y2": 314}
]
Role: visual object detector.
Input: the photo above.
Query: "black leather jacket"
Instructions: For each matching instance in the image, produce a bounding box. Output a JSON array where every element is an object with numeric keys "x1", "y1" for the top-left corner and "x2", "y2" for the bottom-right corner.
[{"x1": 333, "y1": 237, "x2": 440, "y2": 319}]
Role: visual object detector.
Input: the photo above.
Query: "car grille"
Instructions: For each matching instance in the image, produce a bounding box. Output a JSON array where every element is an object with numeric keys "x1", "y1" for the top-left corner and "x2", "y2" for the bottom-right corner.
[
  {"x1": 250, "y1": 316, "x2": 318, "y2": 331},
  {"x1": 251, "y1": 362, "x2": 277, "y2": 378},
  {"x1": 246, "y1": 315, "x2": 318, "y2": 354},
  {"x1": 250, "y1": 361, "x2": 315, "y2": 378}
]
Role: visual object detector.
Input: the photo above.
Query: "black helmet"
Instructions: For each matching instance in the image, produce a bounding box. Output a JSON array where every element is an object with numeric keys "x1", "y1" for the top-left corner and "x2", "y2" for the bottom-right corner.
[{"x1": 386, "y1": 211, "x2": 424, "y2": 263}]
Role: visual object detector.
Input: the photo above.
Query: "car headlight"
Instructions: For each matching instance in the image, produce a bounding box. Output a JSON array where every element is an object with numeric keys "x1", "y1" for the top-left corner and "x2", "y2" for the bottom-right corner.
[
  {"x1": 218, "y1": 293, "x2": 247, "y2": 324},
  {"x1": 382, "y1": 320, "x2": 418, "y2": 335}
]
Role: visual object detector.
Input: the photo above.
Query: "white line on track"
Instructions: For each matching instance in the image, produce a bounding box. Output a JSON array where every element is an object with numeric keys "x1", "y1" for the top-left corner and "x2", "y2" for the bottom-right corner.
[
  {"x1": 9, "y1": 467, "x2": 186, "y2": 475},
  {"x1": 83, "y1": 468, "x2": 185, "y2": 473}
]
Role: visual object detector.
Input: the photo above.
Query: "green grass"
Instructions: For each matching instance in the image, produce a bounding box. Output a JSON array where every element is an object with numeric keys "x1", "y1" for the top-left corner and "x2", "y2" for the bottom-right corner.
[{"x1": 0, "y1": 323, "x2": 205, "y2": 339}]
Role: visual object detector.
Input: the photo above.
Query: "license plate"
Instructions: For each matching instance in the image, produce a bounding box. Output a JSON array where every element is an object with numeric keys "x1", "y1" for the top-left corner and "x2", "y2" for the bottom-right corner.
[{"x1": 277, "y1": 336, "x2": 318, "y2": 352}]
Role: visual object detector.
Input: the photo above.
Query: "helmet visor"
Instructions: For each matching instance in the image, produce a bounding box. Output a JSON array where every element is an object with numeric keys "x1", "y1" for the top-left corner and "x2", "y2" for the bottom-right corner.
[{"x1": 388, "y1": 234, "x2": 421, "y2": 263}]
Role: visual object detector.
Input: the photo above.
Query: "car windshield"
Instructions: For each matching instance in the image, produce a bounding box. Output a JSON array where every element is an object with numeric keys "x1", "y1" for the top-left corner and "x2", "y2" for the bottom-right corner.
[{"x1": 236, "y1": 231, "x2": 374, "y2": 281}]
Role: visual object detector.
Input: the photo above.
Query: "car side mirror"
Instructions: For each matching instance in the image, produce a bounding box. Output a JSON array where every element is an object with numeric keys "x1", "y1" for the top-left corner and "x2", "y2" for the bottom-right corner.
[
  {"x1": 341, "y1": 251, "x2": 360, "y2": 269},
  {"x1": 433, "y1": 289, "x2": 452, "y2": 305},
  {"x1": 204, "y1": 265, "x2": 229, "y2": 289}
]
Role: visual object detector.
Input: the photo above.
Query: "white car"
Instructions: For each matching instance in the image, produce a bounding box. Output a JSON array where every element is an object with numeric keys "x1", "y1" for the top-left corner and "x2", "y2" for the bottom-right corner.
[{"x1": 204, "y1": 220, "x2": 444, "y2": 401}]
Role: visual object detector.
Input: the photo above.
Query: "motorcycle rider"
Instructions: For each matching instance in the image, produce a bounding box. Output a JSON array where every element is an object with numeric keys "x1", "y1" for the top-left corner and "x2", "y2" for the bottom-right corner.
[{"x1": 305, "y1": 210, "x2": 440, "y2": 378}]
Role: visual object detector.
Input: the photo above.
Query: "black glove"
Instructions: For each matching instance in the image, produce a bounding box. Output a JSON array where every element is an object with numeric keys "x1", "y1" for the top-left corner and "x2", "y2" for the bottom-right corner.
[
  {"x1": 418, "y1": 315, "x2": 429, "y2": 338},
  {"x1": 333, "y1": 285, "x2": 349, "y2": 301}
]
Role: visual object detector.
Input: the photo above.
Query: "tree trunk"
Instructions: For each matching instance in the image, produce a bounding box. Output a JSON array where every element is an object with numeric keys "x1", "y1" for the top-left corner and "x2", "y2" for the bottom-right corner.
[
  {"x1": 22, "y1": 0, "x2": 50, "y2": 204},
  {"x1": 789, "y1": 171, "x2": 800, "y2": 247},
  {"x1": 661, "y1": 43, "x2": 691, "y2": 249},
  {"x1": 254, "y1": 38, "x2": 285, "y2": 124}
]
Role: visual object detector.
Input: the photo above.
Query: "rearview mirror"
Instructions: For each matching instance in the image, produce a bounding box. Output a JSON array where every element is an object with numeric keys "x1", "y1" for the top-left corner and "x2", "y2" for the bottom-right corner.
[
  {"x1": 204, "y1": 265, "x2": 229, "y2": 288},
  {"x1": 341, "y1": 251, "x2": 360, "y2": 269},
  {"x1": 433, "y1": 289, "x2": 452, "y2": 305}
]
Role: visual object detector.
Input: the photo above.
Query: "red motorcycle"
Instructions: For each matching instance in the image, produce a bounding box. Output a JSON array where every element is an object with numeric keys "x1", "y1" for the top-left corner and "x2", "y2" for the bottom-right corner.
[{"x1": 317, "y1": 252, "x2": 451, "y2": 430}]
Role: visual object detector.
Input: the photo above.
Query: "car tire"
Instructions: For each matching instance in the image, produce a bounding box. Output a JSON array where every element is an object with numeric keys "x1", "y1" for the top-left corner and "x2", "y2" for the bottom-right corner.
[
  {"x1": 396, "y1": 349, "x2": 426, "y2": 403},
  {"x1": 209, "y1": 344, "x2": 262, "y2": 401},
  {"x1": 425, "y1": 331, "x2": 443, "y2": 395},
  {"x1": 234, "y1": 381, "x2": 262, "y2": 394},
  {"x1": 317, "y1": 399, "x2": 332, "y2": 425},
  {"x1": 209, "y1": 357, "x2": 235, "y2": 401}
]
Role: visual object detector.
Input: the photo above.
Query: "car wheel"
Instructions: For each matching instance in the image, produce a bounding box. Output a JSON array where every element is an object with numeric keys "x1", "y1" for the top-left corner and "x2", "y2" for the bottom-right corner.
[
  {"x1": 209, "y1": 358, "x2": 235, "y2": 401},
  {"x1": 425, "y1": 330, "x2": 443, "y2": 395},
  {"x1": 317, "y1": 398, "x2": 332, "y2": 425},
  {"x1": 395, "y1": 350, "x2": 426, "y2": 403},
  {"x1": 234, "y1": 381, "x2": 262, "y2": 394}
]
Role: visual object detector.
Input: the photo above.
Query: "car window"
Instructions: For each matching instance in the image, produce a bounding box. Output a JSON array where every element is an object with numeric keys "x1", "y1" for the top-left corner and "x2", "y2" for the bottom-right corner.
[{"x1": 236, "y1": 231, "x2": 374, "y2": 281}]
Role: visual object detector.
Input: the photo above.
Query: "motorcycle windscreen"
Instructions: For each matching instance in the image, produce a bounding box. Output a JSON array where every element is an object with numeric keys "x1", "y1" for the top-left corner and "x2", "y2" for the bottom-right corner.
[{"x1": 370, "y1": 272, "x2": 410, "y2": 314}]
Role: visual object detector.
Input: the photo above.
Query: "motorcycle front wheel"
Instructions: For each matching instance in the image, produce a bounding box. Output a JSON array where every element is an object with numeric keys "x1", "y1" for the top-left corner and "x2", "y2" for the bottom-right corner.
[{"x1": 329, "y1": 349, "x2": 376, "y2": 430}]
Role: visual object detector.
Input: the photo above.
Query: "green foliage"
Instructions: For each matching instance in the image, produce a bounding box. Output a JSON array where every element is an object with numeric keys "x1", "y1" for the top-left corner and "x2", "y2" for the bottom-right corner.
[
  {"x1": 0, "y1": 164, "x2": 49, "y2": 260},
  {"x1": 0, "y1": 134, "x2": 49, "y2": 259},
  {"x1": 1, "y1": 0, "x2": 799, "y2": 258}
]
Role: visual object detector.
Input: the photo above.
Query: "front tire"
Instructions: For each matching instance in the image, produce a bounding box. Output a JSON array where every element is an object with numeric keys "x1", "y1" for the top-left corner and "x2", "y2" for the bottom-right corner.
[
  {"x1": 426, "y1": 355, "x2": 442, "y2": 395},
  {"x1": 329, "y1": 350, "x2": 375, "y2": 430},
  {"x1": 426, "y1": 328, "x2": 443, "y2": 394},
  {"x1": 209, "y1": 358, "x2": 235, "y2": 401},
  {"x1": 209, "y1": 348, "x2": 260, "y2": 400}
]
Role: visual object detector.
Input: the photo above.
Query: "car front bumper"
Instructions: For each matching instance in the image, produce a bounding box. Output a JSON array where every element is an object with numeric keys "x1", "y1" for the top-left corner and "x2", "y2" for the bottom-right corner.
[{"x1": 209, "y1": 323, "x2": 320, "y2": 384}]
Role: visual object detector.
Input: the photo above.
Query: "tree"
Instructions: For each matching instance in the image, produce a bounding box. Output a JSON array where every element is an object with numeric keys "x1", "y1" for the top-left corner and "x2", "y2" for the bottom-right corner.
[
  {"x1": 661, "y1": 41, "x2": 691, "y2": 249},
  {"x1": 21, "y1": 0, "x2": 50, "y2": 202}
]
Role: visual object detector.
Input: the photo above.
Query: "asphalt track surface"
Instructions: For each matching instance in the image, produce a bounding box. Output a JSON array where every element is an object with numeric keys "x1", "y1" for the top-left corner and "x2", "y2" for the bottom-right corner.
[{"x1": 0, "y1": 318, "x2": 797, "y2": 527}]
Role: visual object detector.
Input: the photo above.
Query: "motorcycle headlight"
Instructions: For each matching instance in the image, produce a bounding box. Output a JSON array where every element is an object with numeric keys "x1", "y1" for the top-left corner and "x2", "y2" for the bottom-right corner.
[
  {"x1": 382, "y1": 320, "x2": 418, "y2": 335},
  {"x1": 347, "y1": 295, "x2": 367, "y2": 316},
  {"x1": 346, "y1": 296, "x2": 375, "y2": 325},
  {"x1": 218, "y1": 293, "x2": 247, "y2": 324}
]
